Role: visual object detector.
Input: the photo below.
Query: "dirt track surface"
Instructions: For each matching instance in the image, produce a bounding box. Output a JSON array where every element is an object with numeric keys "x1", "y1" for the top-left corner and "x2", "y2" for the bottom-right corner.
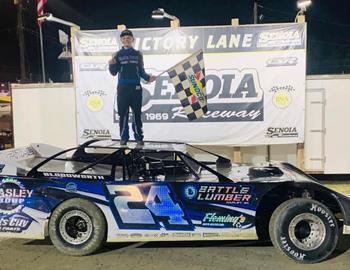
[{"x1": 0, "y1": 235, "x2": 349, "y2": 270}]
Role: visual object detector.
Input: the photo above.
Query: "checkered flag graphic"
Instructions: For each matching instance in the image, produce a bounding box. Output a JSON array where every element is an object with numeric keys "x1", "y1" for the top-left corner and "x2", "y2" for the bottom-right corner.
[{"x1": 167, "y1": 50, "x2": 207, "y2": 121}]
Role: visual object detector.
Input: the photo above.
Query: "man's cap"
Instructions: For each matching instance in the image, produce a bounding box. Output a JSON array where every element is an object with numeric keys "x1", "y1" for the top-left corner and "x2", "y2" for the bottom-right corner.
[{"x1": 120, "y1": 29, "x2": 133, "y2": 38}]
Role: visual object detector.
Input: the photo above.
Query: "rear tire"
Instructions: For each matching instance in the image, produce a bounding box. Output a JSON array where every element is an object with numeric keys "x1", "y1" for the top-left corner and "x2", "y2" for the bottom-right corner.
[
  {"x1": 49, "y1": 198, "x2": 106, "y2": 256},
  {"x1": 269, "y1": 198, "x2": 338, "y2": 263}
]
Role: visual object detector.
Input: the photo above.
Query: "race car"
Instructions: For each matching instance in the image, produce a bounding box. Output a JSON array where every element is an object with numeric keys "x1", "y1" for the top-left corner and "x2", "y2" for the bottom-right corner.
[{"x1": 0, "y1": 139, "x2": 349, "y2": 263}]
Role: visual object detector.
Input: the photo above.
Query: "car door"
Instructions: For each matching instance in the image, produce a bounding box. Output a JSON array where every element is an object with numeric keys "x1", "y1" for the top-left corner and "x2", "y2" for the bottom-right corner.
[
  {"x1": 168, "y1": 153, "x2": 257, "y2": 240},
  {"x1": 105, "y1": 149, "x2": 257, "y2": 240}
]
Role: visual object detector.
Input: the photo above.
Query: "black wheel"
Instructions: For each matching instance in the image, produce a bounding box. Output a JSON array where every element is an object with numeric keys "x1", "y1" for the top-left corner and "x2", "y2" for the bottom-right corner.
[
  {"x1": 49, "y1": 198, "x2": 106, "y2": 256},
  {"x1": 269, "y1": 198, "x2": 339, "y2": 263}
]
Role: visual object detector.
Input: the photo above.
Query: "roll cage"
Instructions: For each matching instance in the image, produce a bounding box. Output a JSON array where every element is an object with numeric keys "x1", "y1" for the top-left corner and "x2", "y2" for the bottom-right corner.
[{"x1": 26, "y1": 140, "x2": 232, "y2": 182}]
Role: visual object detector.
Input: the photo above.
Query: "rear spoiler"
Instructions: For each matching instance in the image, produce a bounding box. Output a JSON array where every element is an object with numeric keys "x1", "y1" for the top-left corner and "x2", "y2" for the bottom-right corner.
[
  {"x1": 0, "y1": 144, "x2": 64, "y2": 173},
  {"x1": 0, "y1": 146, "x2": 36, "y2": 171}
]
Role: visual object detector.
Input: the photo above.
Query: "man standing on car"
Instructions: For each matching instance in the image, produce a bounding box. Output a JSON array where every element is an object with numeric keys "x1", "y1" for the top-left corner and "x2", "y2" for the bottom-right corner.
[{"x1": 108, "y1": 29, "x2": 155, "y2": 146}]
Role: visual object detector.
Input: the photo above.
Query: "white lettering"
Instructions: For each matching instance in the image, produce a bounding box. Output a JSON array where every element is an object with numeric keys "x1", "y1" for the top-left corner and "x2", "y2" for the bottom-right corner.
[
  {"x1": 188, "y1": 35, "x2": 199, "y2": 49},
  {"x1": 229, "y1": 34, "x2": 241, "y2": 48},
  {"x1": 207, "y1": 35, "x2": 215, "y2": 49},
  {"x1": 242, "y1": 34, "x2": 253, "y2": 47},
  {"x1": 216, "y1": 35, "x2": 227, "y2": 48}
]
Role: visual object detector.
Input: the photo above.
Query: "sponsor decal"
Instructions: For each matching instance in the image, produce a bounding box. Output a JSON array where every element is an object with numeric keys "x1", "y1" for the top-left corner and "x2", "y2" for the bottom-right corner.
[
  {"x1": 310, "y1": 204, "x2": 336, "y2": 228},
  {"x1": 0, "y1": 178, "x2": 33, "y2": 233},
  {"x1": 78, "y1": 36, "x2": 119, "y2": 53},
  {"x1": 280, "y1": 236, "x2": 306, "y2": 261},
  {"x1": 130, "y1": 233, "x2": 143, "y2": 238},
  {"x1": 78, "y1": 35, "x2": 199, "y2": 54},
  {"x1": 143, "y1": 233, "x2": 159, "y2": 238},
  {"x1": 270, "y1": 85, "x2": 295, "y2": 109},
  {"x1": 0, "y1": 214, "x2": 31, "y2": 233},
  {"x1": 107, "y1": 185, "x2": 193, "y2": 230},
  {"x1": 257, "y1": 31, "x2": 302, "y2": 48},
  {"x1": 81, "y1": 128, "x2": 111, "y2": 140},
  {"x1": 184, "y1": 185, "x2": 197, "y2": 200},
  {"x1": 83, "y1": 90, "x2": 107, "y2": 112},
  {"x1": 184, "y1": 185, "x2": 252, "y2": 204},
  {"x1": 265, "y1": 127, "x2": 298, "y2": 138},
  {"x1": 115, "y1": 233, "x2": 129, "y2": 238},
  {"x1": 114, "y1": 69, "x2": 264, "y2": 123},
  {"x1": 266, "y1": 57, "x2": 298, "y2": 67},
  {"x1": 66, "y1": 182, "x2": 77, "y2": 193},
  {"x1": 203, "y1": 232, "x2": 219, "y2": 237},
  {"x1": 43, "y1": 172, "x2": 105, "y2": 180},
  {"x1": 172, "y1": 233, "x2": 191, "y2": 237},
  {"x1": 188, "y1": 71, "x2": 206, "y2": 105},
  {"x1": 0, "y1": 147, "x2": 35, "y2": 161},
  {"x1": 0, "y1": 178, "x2": 33, "y2": 215},
  {"x1": 79, "y1": 63, "x2": 108, "y2": 71},
  {"x1": 202, "y1": 213, "x2": 246, "y2": 228}
]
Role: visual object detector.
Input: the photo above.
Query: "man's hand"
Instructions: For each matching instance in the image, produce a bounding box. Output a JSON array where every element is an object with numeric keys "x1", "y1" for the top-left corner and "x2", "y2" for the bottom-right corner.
[
  {"x1": 148, "y1": 75, "x2": 156, "y2": 83},
  {"x1": 108, "y1": 58, "x2": 116, "y2": 65}
]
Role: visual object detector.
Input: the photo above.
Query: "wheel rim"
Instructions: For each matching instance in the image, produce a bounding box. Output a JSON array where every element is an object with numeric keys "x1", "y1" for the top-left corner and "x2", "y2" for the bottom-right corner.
[
  {"x1": 59, "y1": 210, "x2": 93, "y2": 245},
  {"x1": 288, "y1": 213, "x2": 326, "y2": 251}
]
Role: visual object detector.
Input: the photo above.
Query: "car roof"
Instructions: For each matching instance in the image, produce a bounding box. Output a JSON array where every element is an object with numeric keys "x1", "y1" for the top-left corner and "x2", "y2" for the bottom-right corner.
[{"x1": 86, "y1": 140, "x2": 188, "y2": 153}]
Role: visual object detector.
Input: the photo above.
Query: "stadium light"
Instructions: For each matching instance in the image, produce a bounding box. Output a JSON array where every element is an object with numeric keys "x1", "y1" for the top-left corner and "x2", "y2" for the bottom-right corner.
[
  {"x1": 151, "y1": 8, "x2": 178, "y2": 21},
  {"x1": 297, "y1": 0, "x2": 312, "y2": 11},
  {"x1": 295, "y1": 0, "x2": 312, "y2": 22},
  {"x1": 38, "y1": 13, "x2": 80, "y2": 28},
  {"x1": 57, "y1": 30, "x2": 72, "y2": 60}
]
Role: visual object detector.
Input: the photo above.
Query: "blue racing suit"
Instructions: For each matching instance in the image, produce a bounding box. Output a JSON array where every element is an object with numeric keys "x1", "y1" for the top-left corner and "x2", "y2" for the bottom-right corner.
[{"x1": 109, "y1": 47, "x2": 150, "y2": 141}]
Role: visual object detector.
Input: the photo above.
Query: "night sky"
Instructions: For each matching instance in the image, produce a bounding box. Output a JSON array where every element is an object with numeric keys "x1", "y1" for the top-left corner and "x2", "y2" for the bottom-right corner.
[{"x1": 0, "y1": 0, "x2": 350, "y2": 82}]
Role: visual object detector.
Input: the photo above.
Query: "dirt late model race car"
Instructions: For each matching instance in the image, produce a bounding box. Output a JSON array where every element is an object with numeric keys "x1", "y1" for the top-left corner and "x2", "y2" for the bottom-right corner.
[{"x1": 0, "y1": 140, "x2": 349, "y2": 263}]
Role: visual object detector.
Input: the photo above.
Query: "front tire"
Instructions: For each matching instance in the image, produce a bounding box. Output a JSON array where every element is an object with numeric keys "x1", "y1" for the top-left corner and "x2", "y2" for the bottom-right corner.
[
  {"x1": 269, "y1": 198, "x2": 338, "y2": 263},
  {"x1": 49, "y1": 198, "x2": 106, "y2": 256}
]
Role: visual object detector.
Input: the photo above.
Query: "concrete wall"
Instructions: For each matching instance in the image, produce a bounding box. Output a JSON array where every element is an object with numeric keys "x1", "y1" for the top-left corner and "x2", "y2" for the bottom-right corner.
[
  {"x1": 307, "y1": 75, "x2": 350, "y2": 174},
  {"x1": 12, "y1": 83, "x2": 77, "y2": 149}
]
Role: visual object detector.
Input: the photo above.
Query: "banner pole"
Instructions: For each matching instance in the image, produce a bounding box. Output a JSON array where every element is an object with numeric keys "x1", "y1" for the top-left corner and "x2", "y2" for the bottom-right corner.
[
  {"x1": 155, "y1": 70, "x2": 167, "y2": 78},
  {"x1": 39, "y1": 24, "x2": 46, "y2": 83}
]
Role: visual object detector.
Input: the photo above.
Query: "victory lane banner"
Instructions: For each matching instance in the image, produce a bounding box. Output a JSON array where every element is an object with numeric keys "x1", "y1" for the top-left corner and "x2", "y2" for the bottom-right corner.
[{"x1": 73, "y1": 23, "x2": 306, "y2": 145}]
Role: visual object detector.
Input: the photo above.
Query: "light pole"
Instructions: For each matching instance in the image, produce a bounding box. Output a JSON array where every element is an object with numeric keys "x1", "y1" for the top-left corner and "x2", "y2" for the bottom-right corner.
[
  {"x1": 253, "y1": 0, "x2": 258, "y2": 24},
  {"x1": 151, "y1": 8, "x2": 180, "y2": 27},
  {"x1": 14, "y1": 0, "x2": 27, "y2": 82}
]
